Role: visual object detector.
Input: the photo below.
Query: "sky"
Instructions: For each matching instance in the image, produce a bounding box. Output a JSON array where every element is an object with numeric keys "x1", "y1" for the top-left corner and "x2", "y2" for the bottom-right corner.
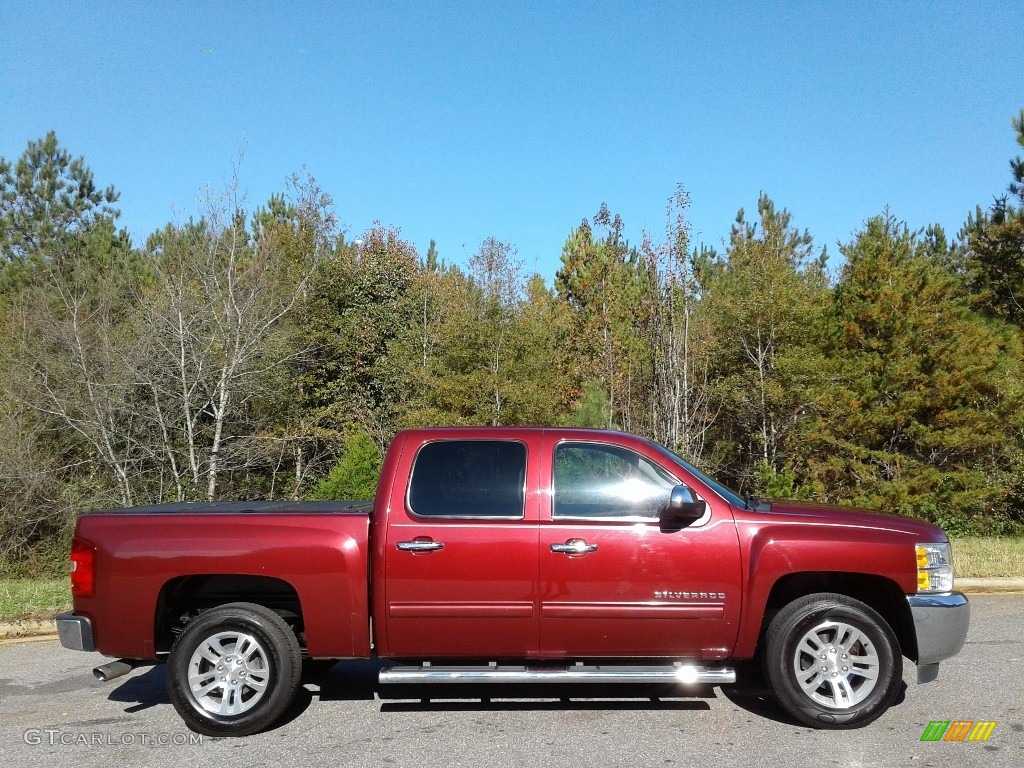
[{"x1": 2, "y1": 0, "x2": 1022, "y2": 280}]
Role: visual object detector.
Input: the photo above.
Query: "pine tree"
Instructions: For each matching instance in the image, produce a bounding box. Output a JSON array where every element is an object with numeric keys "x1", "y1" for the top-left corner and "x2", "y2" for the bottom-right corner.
[
  {"x1": 310, "y1": 430, "x2": 382, "y2": 501},
  {"x1": 425, "y1": 239, "x2": 440, "y2": 271},
  {"x1": 960, "y1": 108, "x2": 1024, "y2": 325},
  {"x1": 0, "y1": 132, "x2": 120, "y2": 265},
  {"x1": 805, "y1": 215, "x2": 1021, "y2": 532},
  {"x1": 555, "y1": 206, "x2": 647, "y2": 429},
  {"x1": 1009, "y1": 108, "x2": 1024, "y2": 205},
  {"x1": 700, "y1": 194, "x2": 829, "y2": 491}
]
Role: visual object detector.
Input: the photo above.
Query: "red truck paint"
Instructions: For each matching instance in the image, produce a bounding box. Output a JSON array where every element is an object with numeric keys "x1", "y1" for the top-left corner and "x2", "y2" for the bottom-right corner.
[
  {"x1": 71, "y1": 512, "x2": 371, "y2": 659},
  {"x1": 59, "y1": 426, "x2": 969, "y2": 734}
]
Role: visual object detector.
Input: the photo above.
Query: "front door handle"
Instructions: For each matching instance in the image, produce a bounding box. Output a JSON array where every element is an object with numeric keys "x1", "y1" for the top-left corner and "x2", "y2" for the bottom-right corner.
[
  {"x1": 550, "y1": 538, "x2": 598, "y2": 555},
  {"x1": 397, "y1": 540, "x2": 444, "y2": 552}
]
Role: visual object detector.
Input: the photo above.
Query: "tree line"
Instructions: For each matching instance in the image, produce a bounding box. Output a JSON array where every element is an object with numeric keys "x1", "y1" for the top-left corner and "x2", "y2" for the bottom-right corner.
[{"x1": 2, "y1": 113, "x2": 1023, "y2": 572}]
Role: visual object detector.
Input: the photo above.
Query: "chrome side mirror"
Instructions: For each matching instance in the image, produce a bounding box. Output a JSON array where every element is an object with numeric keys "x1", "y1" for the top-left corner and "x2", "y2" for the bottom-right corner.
[{"x1": 663, "y1": 485, "x2": 706, "y2": 523}]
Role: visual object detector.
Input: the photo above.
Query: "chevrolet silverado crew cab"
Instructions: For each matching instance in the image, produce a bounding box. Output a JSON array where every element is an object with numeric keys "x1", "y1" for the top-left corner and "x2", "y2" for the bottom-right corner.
[{"x1": 57, "y1": 427, "x2": 969, "y2": 736}]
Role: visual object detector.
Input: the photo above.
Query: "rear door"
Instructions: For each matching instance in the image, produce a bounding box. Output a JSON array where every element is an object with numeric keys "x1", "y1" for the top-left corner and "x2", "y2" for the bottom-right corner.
[
  {"x1": 382, "y1": 436, "x2": 540, "y2": 658},
  {"x1": 539, "y1": 436, "x2": 742, "y2": 660}
]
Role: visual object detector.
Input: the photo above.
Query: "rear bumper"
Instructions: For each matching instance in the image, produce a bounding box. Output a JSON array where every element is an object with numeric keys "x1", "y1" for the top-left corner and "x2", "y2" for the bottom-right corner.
[
  {"x1": 56, "y1": 611, "x2": 95, "y2": 652},
  {"x1": 906, "y1": 592, "x2": 969, "y2": 682}
]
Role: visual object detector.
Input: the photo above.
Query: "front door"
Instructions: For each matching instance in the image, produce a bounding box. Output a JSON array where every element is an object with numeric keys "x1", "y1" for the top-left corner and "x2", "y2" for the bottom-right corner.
[
  {"x1": 383, "y1": 437, "x2": 540, "y2": 658},
  {"x1": 539, "y1": 438, "x2": 742, "y2": 660}
]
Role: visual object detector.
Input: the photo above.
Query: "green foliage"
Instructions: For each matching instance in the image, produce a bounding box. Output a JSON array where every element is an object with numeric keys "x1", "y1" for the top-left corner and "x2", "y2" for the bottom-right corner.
[
  {"x1": 699, "y1": 194, "x2": 829, "y2": 490},
  {"x1": 960, "y1": 200, "x2": 1024, "y2": 325},
  {"x1": 497, "y1": 275, "x2": 578, "y2": 425},
  {"x1": 250, "y1": 192, "x2": 298, "y2": 240},
  {"x1": 960, "y1": 109, "x2": 1024, "y2": 325},
  {"x1": 299, "y1": 224, "x2": 419, "y2": 451},
  {"x1": 1010, "y1": 108, "x2": 1024, "y2": 205},
  {"x1": 425, "y1": 239, "x2": 440, "y2": 271},
  {"x1": 754, "y1": 461, "x2": 812, "y2": 500},
  {"x1": 7, "y1": 113, "x2": 1024, "y2": 564},
  {"x1": 1, "y1": 131, "x2": 120, "y2": 266},
  {"x1": 0, "y1": 535, "x2": 74, "y2": 579},
  {"x1": 555, "y1": 205, "x2": 649, "y2": 429},
  {"x1": 561, "y1": 381, "x2": 614, "y2": 429},
  {"x1": 802, "y1": 214, "x2": 1024, "y2": 531},
  {"x1": 310, "y1": 431, "x2": 382, "y2": 501},
  {"x1": 392, "y1": 240, "x2": 577, "y2": 429}
]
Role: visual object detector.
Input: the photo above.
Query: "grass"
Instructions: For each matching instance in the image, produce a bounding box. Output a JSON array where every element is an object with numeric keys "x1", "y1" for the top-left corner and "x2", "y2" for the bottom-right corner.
[
  {"x1": 951, "y1": 536, "x2": 1024, "y2": 579},
  {"x1": 0, "y1": 577, "x2": 71, "y2": 622}
]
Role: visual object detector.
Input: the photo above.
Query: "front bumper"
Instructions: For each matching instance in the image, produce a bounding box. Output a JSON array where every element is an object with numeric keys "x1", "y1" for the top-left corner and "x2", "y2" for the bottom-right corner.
[
  {"x1": 906, "y1": 592, "x2": 969, "y2": 682},
  {"x1": 56, "y1": 611, "x2": 95, "y2": 652}
]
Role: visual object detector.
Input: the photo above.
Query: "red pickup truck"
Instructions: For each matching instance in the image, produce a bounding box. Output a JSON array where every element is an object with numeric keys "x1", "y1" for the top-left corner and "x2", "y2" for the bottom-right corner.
[{"x1": 57, "y1": 427, "x2": 969, "y2": 736}]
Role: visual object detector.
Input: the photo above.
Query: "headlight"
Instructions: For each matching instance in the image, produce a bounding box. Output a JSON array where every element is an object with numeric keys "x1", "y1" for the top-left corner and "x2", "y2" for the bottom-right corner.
[{"x1": 916, "y1": 542, "x2": 954, "y2": 593}]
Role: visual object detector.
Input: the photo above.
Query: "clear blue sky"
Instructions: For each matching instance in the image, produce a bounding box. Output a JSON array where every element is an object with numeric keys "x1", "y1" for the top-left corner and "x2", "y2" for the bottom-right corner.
[{"x1": 2, "y1": 0, "x2": 1022, "y2": 279}]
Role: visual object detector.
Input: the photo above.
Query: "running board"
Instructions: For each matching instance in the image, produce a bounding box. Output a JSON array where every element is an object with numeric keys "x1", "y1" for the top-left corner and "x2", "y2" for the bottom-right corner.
[{"x1": 379, "y1": 663, "x2": 735, "y2": 686}]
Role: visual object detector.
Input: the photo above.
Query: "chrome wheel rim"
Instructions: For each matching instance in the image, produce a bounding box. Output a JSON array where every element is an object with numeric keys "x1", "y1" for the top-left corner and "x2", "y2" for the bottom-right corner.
[
  {"x1": 792, "y1": 620, "x2": 880, "y2": 709},
  {"x1": 187, "y1": 631, "x2": 271, "y2": 717}
]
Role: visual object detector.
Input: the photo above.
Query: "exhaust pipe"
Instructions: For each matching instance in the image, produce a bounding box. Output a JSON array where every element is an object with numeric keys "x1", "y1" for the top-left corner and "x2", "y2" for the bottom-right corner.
[{"x1": 93, "y1": 659, "x2": 140, "y2": 682}]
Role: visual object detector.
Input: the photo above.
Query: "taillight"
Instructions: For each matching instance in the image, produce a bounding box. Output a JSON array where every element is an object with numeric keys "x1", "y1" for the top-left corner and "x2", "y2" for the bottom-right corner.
[{"x1": 70, "y1": 538, "x2": 96, "y2": 598}]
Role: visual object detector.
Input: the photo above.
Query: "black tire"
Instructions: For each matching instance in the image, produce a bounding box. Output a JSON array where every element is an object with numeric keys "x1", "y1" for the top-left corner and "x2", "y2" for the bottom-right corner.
[
  {"x1": 763, "y1": 592, "x2": 902, "y2": 729},
  {"x1": 166, "y1": 602, "x2": 302, "y2": 737}
]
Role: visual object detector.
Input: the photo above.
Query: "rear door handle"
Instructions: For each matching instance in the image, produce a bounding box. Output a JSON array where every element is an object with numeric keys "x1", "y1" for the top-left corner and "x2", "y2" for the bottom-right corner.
[
  {"x1": 397, "y1": 540, "x2": 444, "y2": 552},
  {"x1": 550, "y1": 538, "x2": 598, "y2": 555}
]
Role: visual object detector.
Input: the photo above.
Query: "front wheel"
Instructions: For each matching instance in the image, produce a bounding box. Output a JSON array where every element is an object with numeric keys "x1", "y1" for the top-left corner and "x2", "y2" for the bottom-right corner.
[
  {"x1": 763, "y1": 592, "x2": 902, "y2": 728},
  {"x1": 166, "y1": 602, "x2": 302, "y2": 737}
]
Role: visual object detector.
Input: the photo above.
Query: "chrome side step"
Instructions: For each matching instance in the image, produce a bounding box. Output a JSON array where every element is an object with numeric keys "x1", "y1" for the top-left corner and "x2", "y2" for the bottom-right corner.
[{"x1": 379, "y1": 663, "x2": 735, "y2": 686}]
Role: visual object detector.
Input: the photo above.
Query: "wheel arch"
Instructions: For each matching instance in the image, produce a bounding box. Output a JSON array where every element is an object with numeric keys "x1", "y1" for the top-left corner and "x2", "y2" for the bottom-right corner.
[
  {"x1": 155, "y1": 574, "x2": 304, "y2": 654},
  {"x1": 755, "y1": 572, "x2": 917, "y2": 663}
]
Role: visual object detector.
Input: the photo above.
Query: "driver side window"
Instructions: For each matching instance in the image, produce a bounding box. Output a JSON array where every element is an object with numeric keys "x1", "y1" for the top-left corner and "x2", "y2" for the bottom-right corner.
[{"x1": 553, "y1": 442, "x2": 676, "y2": 519}]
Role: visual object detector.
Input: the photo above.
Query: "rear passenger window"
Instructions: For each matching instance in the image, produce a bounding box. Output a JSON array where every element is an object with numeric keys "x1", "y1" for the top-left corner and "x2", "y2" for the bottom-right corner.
[{"x1": 408, "y1": 440, "x2": 526, "y2": 518}]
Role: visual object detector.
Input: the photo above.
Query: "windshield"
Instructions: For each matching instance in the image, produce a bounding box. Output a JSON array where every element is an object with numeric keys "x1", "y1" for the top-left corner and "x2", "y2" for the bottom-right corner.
[{"x1": 646, "y1": 440, "x2": 749, "y2": 509}]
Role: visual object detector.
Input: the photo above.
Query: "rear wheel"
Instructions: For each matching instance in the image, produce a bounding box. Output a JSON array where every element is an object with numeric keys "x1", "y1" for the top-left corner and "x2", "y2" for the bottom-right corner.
[
  {"x1": 763, "y1": 592, "x2": 902, "y2": 728},
  {"x1": 166, "y1": 602, "x2": 302, "y2": 737}
]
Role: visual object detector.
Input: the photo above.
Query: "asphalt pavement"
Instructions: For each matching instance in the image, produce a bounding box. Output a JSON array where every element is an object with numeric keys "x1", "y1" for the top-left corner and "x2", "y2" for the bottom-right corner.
[{"x1": 1, "y1": 595, "x2": 1021, "y2": 768}]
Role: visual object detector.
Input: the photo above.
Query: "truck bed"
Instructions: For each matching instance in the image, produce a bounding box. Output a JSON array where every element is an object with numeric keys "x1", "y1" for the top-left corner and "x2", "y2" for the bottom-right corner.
[
  {"x1": 85, "y1": 500, "x2": 373, "y2": 515},
  {"x1": 73, "y1": 503, "x2": 372, "y2": 659}
]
